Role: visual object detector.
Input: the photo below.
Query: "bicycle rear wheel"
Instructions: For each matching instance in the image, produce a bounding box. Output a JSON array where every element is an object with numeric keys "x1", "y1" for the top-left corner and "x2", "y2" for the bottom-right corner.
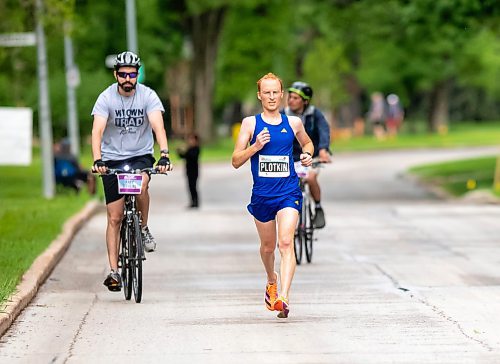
[
  {"x1": 304, "y1": 198, "x2": 314, "y2": 263},
  {"x1": 120, "y1": 220, "x2": 132, "y2": 300},
  {"x1": 131, "y1": 214, "x2": 143, "y2": 303}
]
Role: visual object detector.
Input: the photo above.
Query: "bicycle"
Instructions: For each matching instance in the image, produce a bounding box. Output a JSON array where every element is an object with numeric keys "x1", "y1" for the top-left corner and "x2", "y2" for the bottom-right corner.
[
  {"x1": 99, "y1": 166, "x2": 165, "y2": 303},
  {"x1": 293, "y1": 161, "x2": 323, "y2": 264}
]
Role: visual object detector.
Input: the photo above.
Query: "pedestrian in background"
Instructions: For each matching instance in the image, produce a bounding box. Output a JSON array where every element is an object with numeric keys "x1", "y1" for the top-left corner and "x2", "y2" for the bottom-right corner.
[
  {"x1": 386, "y1": 93, "x2": 404, "y2": 137},
  {"x1": 177, "y1": 133, "x2": 201, "y2": 208},
  {"x1": 367, "y1": 92, "x2": 387, "y2": 140}
]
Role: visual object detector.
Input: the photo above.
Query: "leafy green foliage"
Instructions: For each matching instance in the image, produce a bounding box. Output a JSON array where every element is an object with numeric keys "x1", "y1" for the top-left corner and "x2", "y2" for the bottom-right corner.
[
  {"x1": 215, "y1": 0, "x2": 295, "y2": 107},
  {"x1": 1, "y1": 0, "x2": 500, "y2": 137}
]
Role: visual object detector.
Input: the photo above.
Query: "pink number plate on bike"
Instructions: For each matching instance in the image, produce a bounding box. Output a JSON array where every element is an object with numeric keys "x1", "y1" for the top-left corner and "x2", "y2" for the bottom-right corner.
[{"x1": 117, "y1": 174, "x2": 143, "y2": 194}]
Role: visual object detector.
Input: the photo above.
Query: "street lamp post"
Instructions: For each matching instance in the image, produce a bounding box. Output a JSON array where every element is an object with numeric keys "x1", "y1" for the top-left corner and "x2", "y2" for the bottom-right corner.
[
  {"x1": 126, "y1": 0, "x2": 138, "y2": 53},
  {"x1": 36, "y1": 0, "x2": 55, "y2": 199},
  {"x1": 64, "y1": 22, "x2": 80, "y2": 158}
]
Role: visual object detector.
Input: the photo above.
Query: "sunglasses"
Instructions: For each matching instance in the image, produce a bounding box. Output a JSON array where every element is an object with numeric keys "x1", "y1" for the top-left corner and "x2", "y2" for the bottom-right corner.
[{"x1": 116, "y1": 71, "x2": 138, "y2": 79}]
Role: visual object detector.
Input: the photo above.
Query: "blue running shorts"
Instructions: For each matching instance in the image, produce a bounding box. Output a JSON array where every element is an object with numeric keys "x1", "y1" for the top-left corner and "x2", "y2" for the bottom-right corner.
[{"x1": 247, "y1": 192, "x2": 302, "y2": 223}]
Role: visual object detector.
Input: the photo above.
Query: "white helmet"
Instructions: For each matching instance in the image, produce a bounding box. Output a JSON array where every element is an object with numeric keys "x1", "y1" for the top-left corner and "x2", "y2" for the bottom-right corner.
[{"x1": 114, "y1": 51, "x2": 141, "y2": 70}]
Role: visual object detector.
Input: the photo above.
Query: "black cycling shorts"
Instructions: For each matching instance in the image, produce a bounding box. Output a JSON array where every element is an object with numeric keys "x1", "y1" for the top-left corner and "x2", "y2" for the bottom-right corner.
[{"x1": 101, "y1": 154, "x2": 155, "y2": 204}]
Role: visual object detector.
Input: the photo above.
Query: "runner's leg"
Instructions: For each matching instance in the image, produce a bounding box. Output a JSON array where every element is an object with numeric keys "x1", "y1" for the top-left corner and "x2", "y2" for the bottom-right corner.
[
  {"x1": 276, "y1": 207, "x2": 299, "y2": 298},
  {"x1": 254, "y1": 218, "x2": 277, "y2": 283}
]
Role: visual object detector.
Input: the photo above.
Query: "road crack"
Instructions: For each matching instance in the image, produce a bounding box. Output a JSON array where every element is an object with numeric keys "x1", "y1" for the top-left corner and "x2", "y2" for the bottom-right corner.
[
  {"x1": 63, "y1": 293, "x2": 98, "y2": 363},
  {"x1": 374, "y1": 263, "x2": 493, "y2": 352}
]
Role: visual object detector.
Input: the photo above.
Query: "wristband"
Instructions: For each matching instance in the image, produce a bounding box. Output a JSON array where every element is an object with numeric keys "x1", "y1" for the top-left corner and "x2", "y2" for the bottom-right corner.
[
  {"x1": 160, "y1": 149, "x2": 169, "y2": 155},
  {"x1": 303, "y1": 152, "x2": 312, "y2": 157}
]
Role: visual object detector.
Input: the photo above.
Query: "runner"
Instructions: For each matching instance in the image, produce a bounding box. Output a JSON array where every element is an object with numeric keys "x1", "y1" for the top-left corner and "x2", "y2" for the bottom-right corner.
[{"x1": 232, "y1": 73, "x2": 313, "y2": 318}]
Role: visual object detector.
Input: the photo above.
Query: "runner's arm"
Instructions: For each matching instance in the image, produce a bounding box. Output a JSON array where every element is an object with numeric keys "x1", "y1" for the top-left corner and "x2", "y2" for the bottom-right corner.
[
  {"x1": 232, "y1": 117, "x2": 263, "y2": 169},
  {"x1": 289, "y1": 116, "x2": 314, "y2": 156},
  {"x1": 289, "y1": 116, "x2": 314, "y2": 166}
]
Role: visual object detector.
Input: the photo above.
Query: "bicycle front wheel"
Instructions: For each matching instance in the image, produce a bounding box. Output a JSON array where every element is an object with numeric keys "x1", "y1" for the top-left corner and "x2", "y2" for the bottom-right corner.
[
  {"x1": 120, "y1": 220, "x2": 132, "y2": 300},
  {"x1": 131, "y1": 214, "x2": 143, "y2": 303}
]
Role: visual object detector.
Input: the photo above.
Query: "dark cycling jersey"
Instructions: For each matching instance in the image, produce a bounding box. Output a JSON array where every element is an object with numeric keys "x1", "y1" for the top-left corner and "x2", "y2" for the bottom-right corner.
[{"x1": 282, "y1": 106, "x2": 330, "y2": 162}]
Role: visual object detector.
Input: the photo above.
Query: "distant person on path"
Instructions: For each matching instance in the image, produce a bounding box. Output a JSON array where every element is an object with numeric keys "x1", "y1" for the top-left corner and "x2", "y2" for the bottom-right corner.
[
  {"x1": 177, "y1": 133, "x2": 200, "y2": 208},
  {"x1": 386, "y1": 93, "x2": 404, "y2": 136},
  {"x1": 367, "y1": 92, "x2": 387, "y2": 140},
  {"x1": 232, "y1": 73, "x2": 313, "y2": 318},
  {"x1": 54, "y1": 138, "x2": 96, "y2": 195},
  {"x1": 91, "y1": 51, "x2": 172, "y2": 292},
  {"x1": 283, "y1": 81, "x2": 331, "y2": 228}
]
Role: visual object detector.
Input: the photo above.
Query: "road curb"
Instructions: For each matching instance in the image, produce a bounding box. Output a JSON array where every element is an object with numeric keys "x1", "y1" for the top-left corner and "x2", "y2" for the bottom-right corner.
[{"x1": 0, "y1": 199, "x2": 103, "y2": 338}]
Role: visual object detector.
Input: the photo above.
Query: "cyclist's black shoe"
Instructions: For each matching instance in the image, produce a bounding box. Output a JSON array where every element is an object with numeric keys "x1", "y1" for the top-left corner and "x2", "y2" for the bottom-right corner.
[
  {"x1": 103, "y1": 271, "x2": 122, "y2": 292},
  {"x1": 313, "y1": 207, "x2": 326, "y2": 229},
  {"x1": 142, "y1": 226, "x2": 156, "y2": 252}
]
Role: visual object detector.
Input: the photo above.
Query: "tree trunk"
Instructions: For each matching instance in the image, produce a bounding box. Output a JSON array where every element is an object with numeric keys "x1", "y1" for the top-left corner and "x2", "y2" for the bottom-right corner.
[
  {"x1": 190, "y1": 7, "x2": 227, "y2": 142},
  {"x1": 343, "y1": 74, "x2": 363, "y2": 128},
  {"x1": 428, "y1": 80, "x2": 451, "y2": 133}
]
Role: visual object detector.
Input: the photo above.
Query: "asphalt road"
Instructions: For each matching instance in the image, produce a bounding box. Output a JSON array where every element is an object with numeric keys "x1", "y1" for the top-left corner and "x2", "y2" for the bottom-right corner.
[{"x1": 1, "y1": 146, "x2": 500, "y2": 364}]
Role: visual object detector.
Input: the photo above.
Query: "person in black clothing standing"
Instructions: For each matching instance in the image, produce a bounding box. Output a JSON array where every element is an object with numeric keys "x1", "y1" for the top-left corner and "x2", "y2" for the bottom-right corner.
[{"x1": 178, "y1": 133, "x2": 200, "y2": 208}]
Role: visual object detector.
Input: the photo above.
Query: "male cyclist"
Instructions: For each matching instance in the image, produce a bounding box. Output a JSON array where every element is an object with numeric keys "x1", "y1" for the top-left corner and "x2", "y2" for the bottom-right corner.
[
  {"x1": 283, "y1": 81, "x2": 331, "y2": 228},
  {"x1": 91, "y1": 51, "x2": 172, "y2": 291}
]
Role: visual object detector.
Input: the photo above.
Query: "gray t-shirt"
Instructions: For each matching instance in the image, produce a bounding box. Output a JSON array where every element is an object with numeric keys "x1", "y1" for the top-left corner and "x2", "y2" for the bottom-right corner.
[{"x1": 91, "y1": 83, "x2": 164, "y2": 161}]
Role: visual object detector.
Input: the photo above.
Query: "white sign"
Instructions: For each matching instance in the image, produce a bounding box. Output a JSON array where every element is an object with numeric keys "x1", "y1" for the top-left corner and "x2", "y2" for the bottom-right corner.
[
  {"x1": 0, "y1": 107, "x2": 32, "y2": 165},
  {"x1": 0, "y1": 32, "x2": 36, "y2": 47}
]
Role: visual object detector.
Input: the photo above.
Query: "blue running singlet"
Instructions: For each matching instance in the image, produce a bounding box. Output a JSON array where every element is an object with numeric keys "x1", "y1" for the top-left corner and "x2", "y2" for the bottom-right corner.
[{"x1": 250, "y1": 113, "x2": 301, "y2": 197}]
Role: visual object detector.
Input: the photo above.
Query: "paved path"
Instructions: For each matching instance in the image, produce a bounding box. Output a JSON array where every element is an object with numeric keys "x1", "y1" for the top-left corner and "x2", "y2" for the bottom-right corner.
[{"x1": 1, "y1": 147, "x2": 500, "y2": 363}]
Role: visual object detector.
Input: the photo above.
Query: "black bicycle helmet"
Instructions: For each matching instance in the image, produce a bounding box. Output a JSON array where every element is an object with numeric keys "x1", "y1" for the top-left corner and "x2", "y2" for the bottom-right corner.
[
  {"x1": 288, "y1": 81, "x2": 313, "y2": 101},
  {"x1": 114, "y1": 51, "x2": 141, "y2": 70}
]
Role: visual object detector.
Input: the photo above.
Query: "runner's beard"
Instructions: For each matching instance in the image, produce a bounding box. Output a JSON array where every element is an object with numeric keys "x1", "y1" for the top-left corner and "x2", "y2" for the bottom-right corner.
[{"x1": 119, "y1": 81, "x2": 136, "y2": 93}]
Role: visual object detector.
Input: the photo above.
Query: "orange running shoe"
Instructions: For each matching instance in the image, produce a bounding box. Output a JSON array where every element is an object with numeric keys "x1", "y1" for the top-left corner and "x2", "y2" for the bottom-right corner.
[
  {"x1": 265, "y1": 272, "x2": 278, "y2": 311},
  {"x1": 275, "y1": 296, "x2": 289, "y2": 318}
]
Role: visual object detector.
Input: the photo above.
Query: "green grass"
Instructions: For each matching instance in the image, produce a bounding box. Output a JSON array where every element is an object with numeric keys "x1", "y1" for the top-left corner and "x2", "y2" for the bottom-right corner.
[
  {"x1": 0, "y1": 158, "x2": 92, "y2": 307},
  {"x1": 409, "y1": 156, "x2": 500, "y2": 196}
]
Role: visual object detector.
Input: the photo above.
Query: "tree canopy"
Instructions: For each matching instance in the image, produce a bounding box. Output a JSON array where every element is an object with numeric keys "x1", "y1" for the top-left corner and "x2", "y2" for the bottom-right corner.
[{"x1": 0, "y1": 0, "x2": 499, "y2": 139}]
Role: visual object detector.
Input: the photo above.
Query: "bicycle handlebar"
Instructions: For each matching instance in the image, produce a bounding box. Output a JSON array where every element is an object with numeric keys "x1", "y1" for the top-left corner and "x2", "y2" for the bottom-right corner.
[{"x1": 93, "y1": 167, "x2": 167, "y2": 175}]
